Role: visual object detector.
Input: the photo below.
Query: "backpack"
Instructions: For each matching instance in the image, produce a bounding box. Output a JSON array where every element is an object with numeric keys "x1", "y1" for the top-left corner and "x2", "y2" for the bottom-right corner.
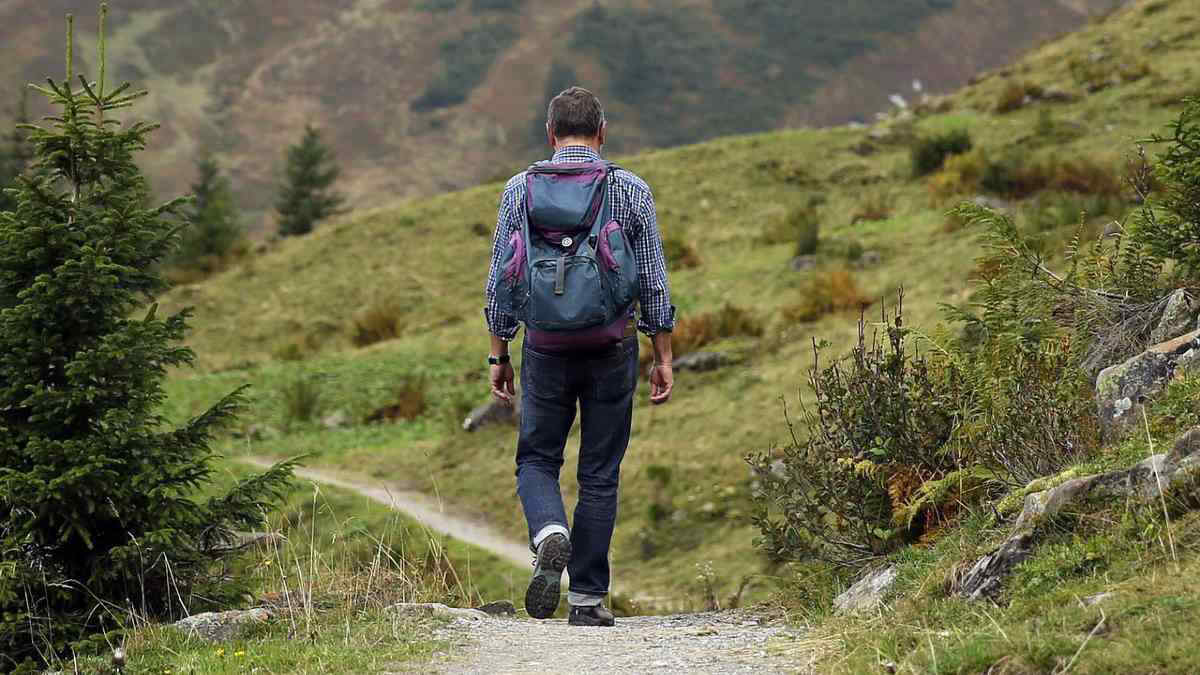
[{"x1": 495, "y1": 160, "x2": 639, "y2": 351}]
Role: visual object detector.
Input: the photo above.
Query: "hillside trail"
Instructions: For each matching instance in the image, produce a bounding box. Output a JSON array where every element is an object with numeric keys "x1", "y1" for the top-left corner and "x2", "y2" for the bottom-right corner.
[{"x1": 240, "y1": 458, "x2": 808, "y2": 674}]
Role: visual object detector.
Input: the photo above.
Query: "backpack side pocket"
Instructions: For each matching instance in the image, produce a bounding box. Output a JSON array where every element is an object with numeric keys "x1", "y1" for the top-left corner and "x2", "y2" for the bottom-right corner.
[{"x1": 597, "y1": 221, "x2": 639, "y2": 311}]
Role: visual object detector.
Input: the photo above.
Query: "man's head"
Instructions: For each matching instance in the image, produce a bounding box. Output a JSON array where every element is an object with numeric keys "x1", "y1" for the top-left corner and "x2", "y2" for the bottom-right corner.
[{"x1": 546, "y1": 86, "x2": 606, "y2": 151}]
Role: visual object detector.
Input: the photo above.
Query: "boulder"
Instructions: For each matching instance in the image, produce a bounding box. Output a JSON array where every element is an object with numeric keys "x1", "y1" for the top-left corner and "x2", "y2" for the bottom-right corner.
[
  {"x1": 834, "y1": 566, "x2": 897, "y2": 614},
  {"x1": 388, "y1": 602, "x2": 489, "y2": 622},
  {"x1": 1095, "y1": 329, "x2": 1200, "y2": 438},
  {"x1": 955, "y1": 427, "x2": 1200, "y2": 601},
  {"x1": 674, "y1": 352, "x2": 731, "y2": 373},
  {"x1": 321, "y1": 410, "x2": 349, "y2": 429},
  {"x1": 174, "y1": 608, "x2": 273, "y2": 642},
  {"x1": 1149, "y1": 289, "x2": 1197, "y2": 344},
  {"x1": 474, "y1": 600, "x2": 517, "y2": 617},
  {"x1": 463, "y1": 397, "x2": 521, "y2": 432},
  {"x1": 789, "y1": 255, "x2": 818, "y2": 272}
]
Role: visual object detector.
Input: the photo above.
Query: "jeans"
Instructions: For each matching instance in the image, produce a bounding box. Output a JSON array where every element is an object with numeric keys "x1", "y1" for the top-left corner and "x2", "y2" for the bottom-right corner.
[{"x1": 516, "y1": 336, "x2": 639, "y2": 600}]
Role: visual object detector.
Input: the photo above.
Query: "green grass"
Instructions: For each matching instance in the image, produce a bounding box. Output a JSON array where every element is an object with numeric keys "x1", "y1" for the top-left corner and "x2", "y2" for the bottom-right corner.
[{"x1": 156, "y1": 0, "x2": 1200, "y2": 615}]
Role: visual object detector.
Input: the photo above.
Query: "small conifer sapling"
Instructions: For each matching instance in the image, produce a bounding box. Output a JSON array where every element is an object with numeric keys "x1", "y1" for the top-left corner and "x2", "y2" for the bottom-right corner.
[
  {"x1": 0, "y1": 6, "x2": 294, "y2": 665},
  {"x1": 275, "y1": 124, "x2": 345, "y2": 237}
]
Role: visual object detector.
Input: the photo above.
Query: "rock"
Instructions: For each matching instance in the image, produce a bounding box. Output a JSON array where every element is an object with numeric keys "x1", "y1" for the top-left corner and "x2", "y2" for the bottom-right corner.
[
  {"x1": 463, "y1": 397, "x2": 521, "y2": 432},
  {"x1": 853, "y1": 250, "x2": 882, "y2": 268},
  {"x1": 244, "y1": 423, "x2": 280, "y2": 441},
  {"x1": 1082, "y1": 592, "x2": 1115, "y2": 607},
  {"x1": 674, "y1": 352, "x2": 730, "y2": 373},
  {"x1": 956, "y1": 534, "x2": 1035, "y2": 601},
  {"x1": 956, "y1": 427, "x2": 1200, "y2": 600},
  {"x1": 1038, "y1": 87, "x2": 1078, "y2": 103},
  {"x1": 1095, "y1": 328, "x2": 1200, "y2": 438},
  {"x1": 972, "y1": 195, "x2": 1010, "y2": 212},
  {"x1": 1150, "y1": 290, "x2": 1197, "y2": 344},
  {"x1": 389, "y1": 602, "x2": 489, "y2": 622},
  {"x1": 321, "y1": 410, "x2": 349, "y2": 429},
  {"x1": 834, "y1": 566, "x2": 897, "y2": 614},
  {"x1": 789, "y1": 255, "x2": 818, "y2": 272},
  {"x1": 474, "y1": 600, "x2": 516, "y2": 617},
  {"x1": 174, "y1": 608, "x2": 273, "y2": 642}
]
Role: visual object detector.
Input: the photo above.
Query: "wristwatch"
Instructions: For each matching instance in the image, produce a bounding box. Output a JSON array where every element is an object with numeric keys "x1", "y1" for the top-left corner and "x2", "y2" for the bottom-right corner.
[{"x1": 488, "y1": 354, "x2": 511, "y2": 366}]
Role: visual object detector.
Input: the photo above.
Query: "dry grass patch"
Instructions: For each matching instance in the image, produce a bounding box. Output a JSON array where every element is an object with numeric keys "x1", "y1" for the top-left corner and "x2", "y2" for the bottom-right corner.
[{"x1": 783, "y1": 266, "x2": 872, "y2": 323}]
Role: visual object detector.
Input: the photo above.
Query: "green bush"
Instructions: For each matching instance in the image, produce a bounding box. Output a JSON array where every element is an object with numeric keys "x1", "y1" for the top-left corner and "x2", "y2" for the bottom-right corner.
[
  {"x1": 750, "y1": 302, "x2": 963, "y2": 567},
  {"x1": 911, "y1": 129, "x2": 973, "y2": 177},
  {"x1": 412, "y1": 23, "x2": 517, "y2": 112}
]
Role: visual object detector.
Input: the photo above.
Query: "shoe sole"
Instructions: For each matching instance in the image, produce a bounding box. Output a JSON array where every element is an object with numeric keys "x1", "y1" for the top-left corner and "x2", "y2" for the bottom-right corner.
[
  {"x1": 525, "y1": 536, "x2": 571, "y2": 620},
  {"x1": 568, "y1": 615, "x2": 615, "y2": 627}
]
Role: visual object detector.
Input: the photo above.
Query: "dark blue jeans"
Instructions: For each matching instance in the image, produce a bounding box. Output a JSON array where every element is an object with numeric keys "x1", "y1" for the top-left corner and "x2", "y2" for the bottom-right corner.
[{"x1": 516, "y1": 336, "x2": 639, "y2": 600}]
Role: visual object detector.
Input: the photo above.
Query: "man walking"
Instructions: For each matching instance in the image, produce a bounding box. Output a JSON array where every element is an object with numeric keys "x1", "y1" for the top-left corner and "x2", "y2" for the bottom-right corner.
[{"x1": 484, "y1": 87, "x2": 675, "y2": 626}]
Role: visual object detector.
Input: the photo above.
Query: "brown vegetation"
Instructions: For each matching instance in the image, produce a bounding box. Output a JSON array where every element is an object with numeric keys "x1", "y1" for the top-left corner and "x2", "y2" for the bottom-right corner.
[{"x1": 783, "y1": 266, "x2": 873, "y2": 323}]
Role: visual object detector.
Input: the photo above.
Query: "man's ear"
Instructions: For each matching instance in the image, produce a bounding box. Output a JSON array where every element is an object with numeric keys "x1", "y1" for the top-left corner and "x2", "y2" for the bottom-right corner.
[
  {"x1": 597, "y1": 121, "x2": 607, "y2": 148},
  {"x1": 546, "y1": 123, "x2": 556, "y2": 150}
]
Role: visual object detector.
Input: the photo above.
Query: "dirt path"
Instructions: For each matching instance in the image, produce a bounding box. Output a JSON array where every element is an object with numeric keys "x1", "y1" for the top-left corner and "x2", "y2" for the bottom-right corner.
[
  {"x1": 429, "y1": 611, "x2": 807, "y2": 675},
  {"x1": 240, "y1": 457, "x2": 532, "y2": 570},
  {"x1": 242, "y1": 459, "x2": 808, "y2": 674}
]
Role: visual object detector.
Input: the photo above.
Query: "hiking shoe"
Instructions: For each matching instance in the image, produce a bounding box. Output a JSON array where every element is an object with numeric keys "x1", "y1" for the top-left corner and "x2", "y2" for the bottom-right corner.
[
  {"x1": 568, "y1": 603, "x2": 615, "y2": 627},
  {"x1": 525, "y1": 533, "x2": 571, "y2": 619}
]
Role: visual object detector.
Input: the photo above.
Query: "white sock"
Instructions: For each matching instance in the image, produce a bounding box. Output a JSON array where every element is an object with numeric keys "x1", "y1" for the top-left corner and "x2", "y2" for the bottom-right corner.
[
  {"x1": 568, "y1": 592, "x2": 604, "y2": 607},
  {"x1": 531, "y1": 523, "x2": 569, "y2": 550}
]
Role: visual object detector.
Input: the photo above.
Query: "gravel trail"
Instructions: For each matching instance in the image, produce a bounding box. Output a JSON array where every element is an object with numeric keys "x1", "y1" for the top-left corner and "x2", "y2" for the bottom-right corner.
[
  {"x1": 241, "y1": 459, "x2": 809, "y2": 674},
  {"x1": 430, "y1": 610, "x2": 806, "y2": 674}
]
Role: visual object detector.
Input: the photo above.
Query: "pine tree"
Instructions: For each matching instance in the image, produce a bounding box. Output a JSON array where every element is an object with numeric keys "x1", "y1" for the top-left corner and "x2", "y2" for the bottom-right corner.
[
  {"x1": 175, "y1": 155, "x2": 242, "y2": 269},
  {"x1": 0, "y1": 7, "x2": 294, "y2": 666},
  {"x1": 275, "y1": 124, "x2": 344, "y2": 237},
  {"x1": 0, "y1": 89, "x2": 32, "y2": 213}
]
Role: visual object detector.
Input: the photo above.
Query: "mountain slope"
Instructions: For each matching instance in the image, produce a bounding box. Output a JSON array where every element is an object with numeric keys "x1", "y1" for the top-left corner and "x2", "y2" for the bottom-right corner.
[
  {"x1": 152, "y1": 0, "x2": 1200, "y2": 606},
  {"x1": 1, "y1": 0, "x2": 1125, "y2": 231}
]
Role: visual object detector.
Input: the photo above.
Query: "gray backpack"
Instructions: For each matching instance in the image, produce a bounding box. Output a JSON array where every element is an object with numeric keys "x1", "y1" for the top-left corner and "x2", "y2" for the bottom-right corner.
[{"x1": 495, "y1": 161, "x2": 639, "y2": 350}]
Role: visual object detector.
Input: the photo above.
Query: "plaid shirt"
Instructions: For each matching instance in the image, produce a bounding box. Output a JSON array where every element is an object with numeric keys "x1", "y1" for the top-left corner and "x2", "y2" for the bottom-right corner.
[{"x1": 484, "y1": 145, "x2": 675, "y2": 340}]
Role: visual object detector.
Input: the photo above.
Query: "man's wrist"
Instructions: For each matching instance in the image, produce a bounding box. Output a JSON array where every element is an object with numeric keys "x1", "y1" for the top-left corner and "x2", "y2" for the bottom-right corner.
[{"x1": 488, "y1": 354, "x2": 511, "y2": 366}]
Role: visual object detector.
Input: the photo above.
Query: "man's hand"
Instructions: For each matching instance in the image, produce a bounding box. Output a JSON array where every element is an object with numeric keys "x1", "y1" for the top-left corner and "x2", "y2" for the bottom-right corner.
[
  {"x1": 649, "y1": 363, "x2": 673, "y2": 405},
  {"x1": 490, "y1": 363, "x2": 516, "y2": 405}
]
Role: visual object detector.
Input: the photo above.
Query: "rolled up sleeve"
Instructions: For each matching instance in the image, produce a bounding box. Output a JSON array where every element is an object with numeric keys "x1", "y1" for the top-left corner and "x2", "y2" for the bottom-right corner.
[{"x1": 631, "y1": 189, "x2": 675, "y2": 336}]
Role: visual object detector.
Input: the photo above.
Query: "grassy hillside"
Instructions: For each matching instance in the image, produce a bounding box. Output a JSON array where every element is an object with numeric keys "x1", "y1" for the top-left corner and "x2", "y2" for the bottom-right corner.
[
  {"x1": 0, "y1": 0, "x2": 1123, "y2": 231},
  {"x1": 155, "y1": 0, "x2": 1199, "y2": 614}
]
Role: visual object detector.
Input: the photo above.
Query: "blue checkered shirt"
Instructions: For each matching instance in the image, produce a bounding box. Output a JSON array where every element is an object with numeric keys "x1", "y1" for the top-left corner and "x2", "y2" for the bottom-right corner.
[{"x1": 484, "y1": 145, "x2": 675, "y2": 340}]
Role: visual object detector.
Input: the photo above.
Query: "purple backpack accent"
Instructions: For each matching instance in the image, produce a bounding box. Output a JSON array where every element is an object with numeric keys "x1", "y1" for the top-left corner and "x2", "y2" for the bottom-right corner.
[{"x1": 503, "y1": 230, "x2": 525, "y2": 283}]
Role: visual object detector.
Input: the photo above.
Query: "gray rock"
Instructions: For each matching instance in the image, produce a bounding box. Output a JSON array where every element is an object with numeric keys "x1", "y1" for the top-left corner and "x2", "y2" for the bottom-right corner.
[
  {"x1": 789, "y1": 255, "x2": 818, "y2": 272},
  {"x1": 389, "y1": 602, "x2": 489, "y2": 621},
  {"x1": 834, "y1": 566, "x2": 897, "y2": 614},
  {"x1": 1095, "y1": 329, "x2": 1200, "y2": 438},
  {"x1": 972, "y1": 195, "x2": 1010, "y2": 212},
  {"x1": 1082, "y1": 592, "x2": 1116, "y2": 607},
  {"x1": 174, "y1": 608, "x2": 273, "y2": 642},
  {"x1": 321, "y1": 410, "x2": 349, "y2": 429},
  {"x1": 674, "y1": 352, "x2": 731, "y2": 373},
  {"x1": 1150, "y1": 290, "x2": 1197, "y2": 344},
  {"x1": 463, "y1": 397, "x2": 521, "y2": 432},
  {"x1": 474, "y1": 600, "x2": 516, "y2": 617},
  {"x1": 956, "y1": 427, "x2": 1200, "y2": 601},
  {"x1": 1039, "y1": 87, "x2": 1078, "y2": 103},
  {"x1": 853, "y1": 250, "x2": 882, "y2": 268}
]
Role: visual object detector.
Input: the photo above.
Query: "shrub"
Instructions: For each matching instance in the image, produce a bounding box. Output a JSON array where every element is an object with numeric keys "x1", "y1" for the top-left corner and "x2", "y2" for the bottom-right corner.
[
  {"x1": 351, "y1": 296, "x2": 407, "y2": 347},
  {"x1": 749, "y1": 301, "x2": 964, "y2": 567},
  {"x1": 662, "y1": 234, "x2": 702, "y2": 270},
  {"x1": 782, "y1": 266, "x2": 871, "y2": 323},
  {"x1": 910, "y1": 129, "x2": 973, "y2": 177},
  {"x1": 281, "y1": 375, "x2": 324, "y2": 430},
  {"x1": 979, "y1": 155, "x2": 1124, "y2": 200},
  {"x1": 850, "y1": 190, "x2": 893, "y2": 224},
  {"x1": 761, "y1": 205, "x2": 820, "y2": 253},
  {"x1": 644, "y1": 304, "x2": 763, "y2": 370},
  {"x1": 994, "y1": 81, "x2": 1044, "y2": 113},
  {"x1": 0, "y1": 11, "x2": 293, "y2": 666},
  {"x1": 365, "y1": 376, "x2": 429, "y2": 424}
]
